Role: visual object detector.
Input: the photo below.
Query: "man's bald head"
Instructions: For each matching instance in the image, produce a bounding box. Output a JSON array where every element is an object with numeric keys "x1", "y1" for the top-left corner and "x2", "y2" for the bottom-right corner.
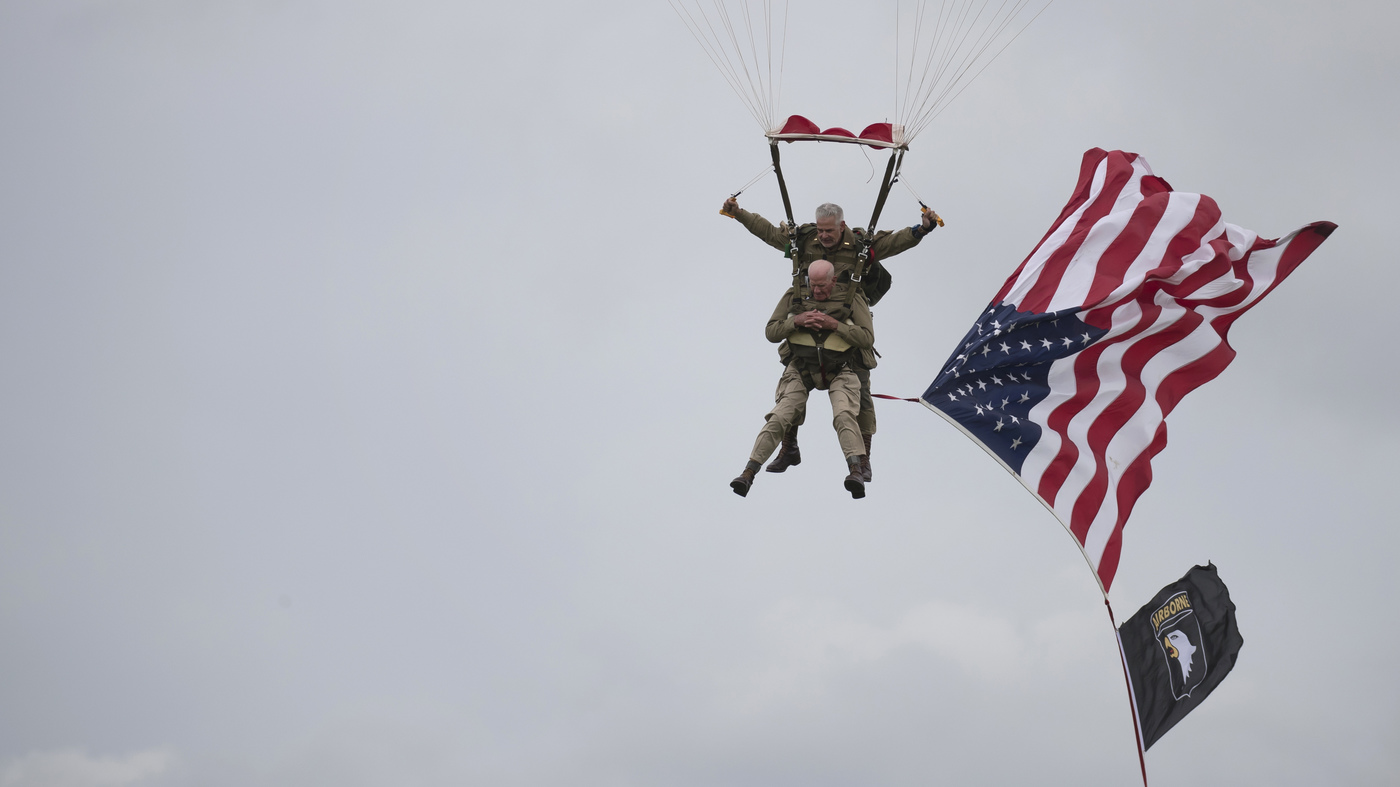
[{"x1": 808, "y1": 259, "x2": 835, "y2": 300}]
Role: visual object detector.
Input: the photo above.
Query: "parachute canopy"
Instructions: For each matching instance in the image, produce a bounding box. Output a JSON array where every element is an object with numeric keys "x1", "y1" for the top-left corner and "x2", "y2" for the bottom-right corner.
[
  {"x1": 766, "y1": 115, "x2": 906, "y2": 150},
  {"x1": 670, "y1": 0, "x2": 1053, "y2": 147}
]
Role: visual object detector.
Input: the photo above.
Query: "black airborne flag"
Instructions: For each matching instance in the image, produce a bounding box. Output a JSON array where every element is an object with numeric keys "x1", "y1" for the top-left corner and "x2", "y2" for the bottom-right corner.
[{"x1": 1118, "y1": 563, "x2": 1243, "y2": 749}]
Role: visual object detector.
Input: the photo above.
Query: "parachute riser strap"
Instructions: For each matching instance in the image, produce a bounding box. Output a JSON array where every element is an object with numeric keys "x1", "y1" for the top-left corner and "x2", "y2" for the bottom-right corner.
[
  {"x1": 770, "y1": 142, "x2": 795, "y2": 229},
  {"x1": 847, "y1": 150, "x2": 902, "y2": 306},
  {"x1": 865, "y1": 149, "x2": 902, "y2": 237},
  {"x1": 770, "y1": 141, "x2": 807, "y2": 311}
]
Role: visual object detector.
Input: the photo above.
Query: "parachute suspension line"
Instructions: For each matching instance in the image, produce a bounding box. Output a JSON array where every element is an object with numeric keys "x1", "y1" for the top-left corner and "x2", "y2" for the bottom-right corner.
[
  {"x1": 712, "y1": 2, "x2": 769, "y2": 127},
  {"x1": 905, "y1": 0, "x2": 1044, "y2": 140},
  {"x1": 729, "y1": 163, "x2": 775, "y2": 199},
  {"x1": 899, "y1": 174, "x2": 927, "y2": 208},
  {"x1": 929, "y1": 0, "x2": 992, "y2": 115},
  {"x1": 669, "y1": 1, "x2": 767, "y2": 130},
  {"x1": 911, "y1": 0, "x2": 1054, "y2": 135},
  {"x1": 893, "y1": 0, "x2": 1052, "y2": 144},
  {"x1": 776, "y1": 0, "x2": 788, "y2": 124},
  {"x1": 899, "y1": 0, "x2": 956, "y2": 137},
  {"x1": 908, "y1": 0, "x2": 1053, "y2": 140},
  {"x1": 667, "y1": 0, "x2": 788, "y2": 133},
  {"x1": 759, "y1": 0, "x2": 779, "y2": 128},
  {"x1": 896, "y1": 171, "x2": 943, "y2": 226},
  {"x1": 899, "y1": 0, "x2": 960, "y2": 131},
  {"x1": 904, "y1": 0, "x2": 1007, "y2": 136}
]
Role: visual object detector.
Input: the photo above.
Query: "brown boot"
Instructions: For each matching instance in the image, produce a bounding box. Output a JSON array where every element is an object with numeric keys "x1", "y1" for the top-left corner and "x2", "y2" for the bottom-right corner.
[
  {"x1": 765, "y1": 425, "x2": 801, "y2": 473},
  {"x1": 860, "y1": 433, "x2": 873, "y2": 482},
  {"x1": 843, "y1": 456, "x2": 866, "y2": 499},
  {"x1": 731, "y1": 460, "x2": 761, "y2": 497}
]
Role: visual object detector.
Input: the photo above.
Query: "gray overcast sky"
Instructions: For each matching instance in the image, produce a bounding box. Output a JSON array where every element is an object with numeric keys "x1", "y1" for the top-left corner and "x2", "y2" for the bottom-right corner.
[{"x1": 1, "y1": 1, "x2": 1395, "y2": 785}]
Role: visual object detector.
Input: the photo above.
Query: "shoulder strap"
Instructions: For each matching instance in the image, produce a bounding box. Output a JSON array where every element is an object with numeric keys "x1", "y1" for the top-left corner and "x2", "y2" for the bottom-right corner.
[
  {"x1": 787, "y1": 224, "x2": 807, "y2": 310},
  {"x1": 846, "y1": 148, "x2": 905, "y2": 306}
]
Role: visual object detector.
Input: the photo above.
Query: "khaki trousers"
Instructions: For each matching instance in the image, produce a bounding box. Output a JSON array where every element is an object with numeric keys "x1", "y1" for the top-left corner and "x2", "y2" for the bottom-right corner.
[
  {"x1": 791, "y1": 366, "x2": 875, "y2": 434},
  {"x1": 749, "y1": 362, "x2": 865, "y2": 463}
]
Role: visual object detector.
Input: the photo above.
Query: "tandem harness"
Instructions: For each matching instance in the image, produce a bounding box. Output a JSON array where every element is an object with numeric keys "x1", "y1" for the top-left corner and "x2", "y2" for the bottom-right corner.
[{"x1": 768, "y1": 142, "x2": 913, "y2": 311}]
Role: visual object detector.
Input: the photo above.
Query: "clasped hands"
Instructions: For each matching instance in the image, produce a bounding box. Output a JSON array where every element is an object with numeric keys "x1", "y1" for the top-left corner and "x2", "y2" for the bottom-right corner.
[{"x1": 794, "y1": 310, "x2": 839, "y2": 331}]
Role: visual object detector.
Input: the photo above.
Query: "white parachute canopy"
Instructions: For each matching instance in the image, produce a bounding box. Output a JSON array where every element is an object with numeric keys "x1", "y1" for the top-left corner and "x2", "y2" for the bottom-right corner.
[{"x1": 670, "y1": 0, "x2": 1054, "y2": 146}]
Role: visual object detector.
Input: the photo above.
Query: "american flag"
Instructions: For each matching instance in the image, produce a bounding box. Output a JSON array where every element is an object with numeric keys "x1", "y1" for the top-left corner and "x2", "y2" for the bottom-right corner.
[{"x1": 923, "y1": 148, "x2": 1335, "y2": 594}]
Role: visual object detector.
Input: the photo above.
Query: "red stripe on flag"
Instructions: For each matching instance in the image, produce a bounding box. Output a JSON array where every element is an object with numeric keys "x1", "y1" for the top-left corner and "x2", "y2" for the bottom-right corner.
[
  {"x1": 1076, "y1": 193, "x2": 1171, "y2": 308},
  {"x1": 1019, "y1": 161, "x2": 1137, "y2": 313},
  {"x1": 994, "y1": 149, "x2": 1117, "y2": 304},
  {"x1": 1034, "y1": 301, "x2": 1161, "y2": 511},
  {"x1": 1020, "y1": 151, "x2": 1169, "y2": 313},
  {"x1": 1034, "y1": 340, "x2": 1110, "y2": 507},
  {"x1": 1095, "y1": 421, "x2": 1169, "y2": 590},
  {"x1": 1069, "y1": 303, "x2": 1205, "y2": 543}
]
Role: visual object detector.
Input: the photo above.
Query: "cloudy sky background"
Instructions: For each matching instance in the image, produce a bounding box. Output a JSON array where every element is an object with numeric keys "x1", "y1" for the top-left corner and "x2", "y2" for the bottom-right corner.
[{"x1": 1, "y1": 1, "x2": 1396, "y2": 785}]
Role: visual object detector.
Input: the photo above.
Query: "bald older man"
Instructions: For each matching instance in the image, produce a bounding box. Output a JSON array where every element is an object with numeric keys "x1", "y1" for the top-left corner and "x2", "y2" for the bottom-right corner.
[
  {"x1": 731, "y1": 260, "x2": 872, "y2": 500},
  {"x1": 722, "y1": 198, "x2": 938, "y2": 484}
]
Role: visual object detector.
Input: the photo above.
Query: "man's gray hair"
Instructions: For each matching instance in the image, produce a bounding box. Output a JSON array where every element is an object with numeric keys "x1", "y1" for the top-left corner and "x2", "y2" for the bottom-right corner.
[{"x1": 814, "y1": 203, "x2": 844, "y2": 223}]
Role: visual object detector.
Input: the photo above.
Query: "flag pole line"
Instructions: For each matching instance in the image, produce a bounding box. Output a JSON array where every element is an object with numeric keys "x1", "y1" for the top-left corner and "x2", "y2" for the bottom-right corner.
[
  {"x1": 920, "y1": 397, "x2": 1148, "y2": 783},
  {"x1": 1107, "y1": 600, "x2": 1150, "y2": 787},
  {"x1": 919, "y1": 398, "x2": 1108, "y2": 597}
]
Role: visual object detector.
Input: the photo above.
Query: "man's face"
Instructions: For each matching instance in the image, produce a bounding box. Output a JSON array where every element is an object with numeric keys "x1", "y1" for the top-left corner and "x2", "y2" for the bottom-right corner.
[
  {"x1": 810, "y1": 275, "x2": 834, "y2": 301},
  {"x1": 815, "y1": 215, "x2": 844, "y2": 249}
]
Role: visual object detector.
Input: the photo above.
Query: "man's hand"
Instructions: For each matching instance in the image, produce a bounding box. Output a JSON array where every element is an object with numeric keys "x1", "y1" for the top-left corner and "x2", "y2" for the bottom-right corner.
[
  {"x1": 794, "y1": 310, "x2": 839, "y2": 331},
  {"x1": 920, "y1": 208, "x2": 936, "y2": 233},
  {"x1": 721, "y1": 196, "x2": 739, "y2": 217}
]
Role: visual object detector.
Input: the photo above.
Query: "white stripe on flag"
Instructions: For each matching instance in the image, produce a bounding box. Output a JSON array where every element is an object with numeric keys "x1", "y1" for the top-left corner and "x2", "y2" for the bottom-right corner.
[
  {"x1": 1100, "y1": 193, "x2": 1204, "y2": 307},
  {"x1": 1002, "y1": 157, "x2": 1112, "y2": 307},
  {"x1": 1080, "y1": 293, "x2": 1222, "y2": 562},
  {"x1": 1045, "y1": 159, "x2": 1157, "y2": 313}
]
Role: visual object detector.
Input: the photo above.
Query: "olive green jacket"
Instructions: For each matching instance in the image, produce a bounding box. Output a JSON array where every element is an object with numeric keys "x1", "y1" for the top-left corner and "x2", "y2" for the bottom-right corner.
[
  {"x1": 765, "y1": 288, "x2": 874, "y2": 349},
  {"x1": 765, "y1": 288, "x2": 875, "y2": 387},
  {"x1": 734, "y1": 207, "x2": 926, "y2": 301}
]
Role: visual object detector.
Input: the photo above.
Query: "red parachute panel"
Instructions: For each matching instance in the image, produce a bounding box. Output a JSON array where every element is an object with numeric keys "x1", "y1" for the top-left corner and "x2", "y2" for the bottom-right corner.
[{"x1": 767, "y1": 115, "x2": 905, "y2": 149}]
